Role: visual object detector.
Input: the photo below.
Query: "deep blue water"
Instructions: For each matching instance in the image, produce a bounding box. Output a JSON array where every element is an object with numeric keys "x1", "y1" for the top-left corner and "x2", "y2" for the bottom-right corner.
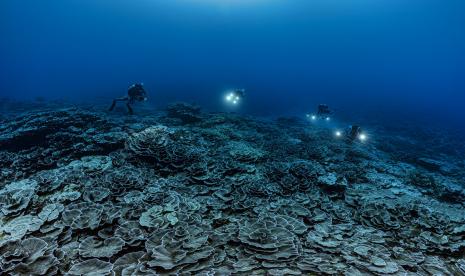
[{"x1": 1, "y1": 0, "x2": 464, "y2": 130}]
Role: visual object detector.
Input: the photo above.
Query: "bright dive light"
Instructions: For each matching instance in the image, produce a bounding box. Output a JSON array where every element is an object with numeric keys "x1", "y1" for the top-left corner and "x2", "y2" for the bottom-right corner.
[
  {"x1": 226, "y1": 91, "x2": 240, "y2": 105},
  {"x1": 226, "y1": 92, "x2": 236, "y2": 103},
  {"x1": 326, "y1": 117, "x2": 331, "y2": 121},
  {"x1": 335, "y1": 131, "x2": 342, "y2": 137},
  {"x1": 311, "y1": 115, "x2": 316, "y2": 120},
  {"x1": 358, "y1": 133, "x2": 367, "y2": 141}
]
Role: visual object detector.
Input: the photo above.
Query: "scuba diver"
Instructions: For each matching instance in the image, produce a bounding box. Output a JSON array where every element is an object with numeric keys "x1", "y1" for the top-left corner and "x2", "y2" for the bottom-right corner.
[
  {"x1": 235, "y1": 89, "x2": 245, "y2": 99},
  {"x1": 109, "y1": 83, "x2": 148, "y2": 115},
  {"x1": 346, "y1": 125, "x2": 367, "y2": 141},
  {"x1": 334, "y1": 125, "x2": 367, "y2": 142},
  {"x1": 306, "y1": 104, "x2": 333, "y2": 121},
  {"x1": 317, "y1": 104, "x2": 332, "y2": 118}
]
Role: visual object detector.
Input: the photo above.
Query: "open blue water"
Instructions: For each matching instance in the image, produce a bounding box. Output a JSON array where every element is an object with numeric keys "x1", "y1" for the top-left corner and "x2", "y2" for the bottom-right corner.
[{"x1": 1, "y1": 0, "x2": 464, "y2": 130}]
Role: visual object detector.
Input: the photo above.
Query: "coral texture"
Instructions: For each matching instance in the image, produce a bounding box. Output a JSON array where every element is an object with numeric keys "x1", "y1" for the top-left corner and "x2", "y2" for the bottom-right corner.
[{"x1": 0, "y1": 105, "x2": 464, "y2": 275}]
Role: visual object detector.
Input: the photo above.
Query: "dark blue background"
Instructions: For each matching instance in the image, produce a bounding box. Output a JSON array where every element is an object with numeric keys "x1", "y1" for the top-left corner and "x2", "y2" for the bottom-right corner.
[{"x1": 1, "y1": 0, "x2": 464, "y2": 128}]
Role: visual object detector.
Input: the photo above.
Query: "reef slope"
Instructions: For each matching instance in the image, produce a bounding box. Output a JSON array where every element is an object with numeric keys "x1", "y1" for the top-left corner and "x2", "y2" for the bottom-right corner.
[{"x1": 0, "y1": 104, "x2": 464, "y2": 275}]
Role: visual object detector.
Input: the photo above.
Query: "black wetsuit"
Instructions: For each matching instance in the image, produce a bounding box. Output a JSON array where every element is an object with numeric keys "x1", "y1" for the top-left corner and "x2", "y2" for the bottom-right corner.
[
  {"x1": 317, "y1": 104, "x2": 331, "y2": 117},
  {"x1": 109, "y1": 84, "x2": 147, "y2": 114},
  {"x1": 235, "y1": 89, "x2": 245, "y2": 99},
  {"x1": 348, "y1": 125, "x2": 362, "y2": 141}
]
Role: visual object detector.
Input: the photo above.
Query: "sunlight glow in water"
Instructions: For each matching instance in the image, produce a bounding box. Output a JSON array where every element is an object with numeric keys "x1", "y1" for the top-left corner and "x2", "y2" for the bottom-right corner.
[{"x1": 188, "y1": 0, "x2": 271, "y2": 5}]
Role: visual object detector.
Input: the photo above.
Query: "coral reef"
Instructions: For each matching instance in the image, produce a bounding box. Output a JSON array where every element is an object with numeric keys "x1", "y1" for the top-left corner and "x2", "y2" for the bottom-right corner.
[
  {"x1": 0, "y1": 105, "x2": 464, "y2": 275},
  {"x1": 165, "y1": 102, "x2": 202, "y2": 124}
]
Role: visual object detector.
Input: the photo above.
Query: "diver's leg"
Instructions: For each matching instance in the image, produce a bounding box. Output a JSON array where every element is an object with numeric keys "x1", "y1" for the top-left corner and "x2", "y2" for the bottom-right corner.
[
  {"x1": 109, "y1": 100, "x2": 117, "y2": 111},
  {"x1": 126, "y1": 103, "x2": 134, "y2": 115},
  {"x1": 109, "y1": 97, "x2": 128, "y2": 111}
]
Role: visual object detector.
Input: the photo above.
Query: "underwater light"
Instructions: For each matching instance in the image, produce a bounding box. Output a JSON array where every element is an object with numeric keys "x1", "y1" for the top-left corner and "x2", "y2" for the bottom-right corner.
[
  {"x1": 326, "y1": 117, "x2": 331, "y2": 121},
  {"x1": 335, "y1": 131, "x2": 342, "y2": 137},
  {"x1": 225, "y1": 91, "x2": 241, "y2": 105},
  {"x1": 358, "y1": 133, "x2": 367, "y2": 141},
  {"x1": 226, "y1": 92, "x2": 236, "y2": 102},
  {"x1": 306, "y1": 114, "x2": 315, "y2": 120}
]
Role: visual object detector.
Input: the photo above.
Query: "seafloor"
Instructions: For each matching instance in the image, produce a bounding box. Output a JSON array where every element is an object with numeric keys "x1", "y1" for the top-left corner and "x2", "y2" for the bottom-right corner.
[{"x1": 0, "y1": 101, "x2": 464, "y2": 275}]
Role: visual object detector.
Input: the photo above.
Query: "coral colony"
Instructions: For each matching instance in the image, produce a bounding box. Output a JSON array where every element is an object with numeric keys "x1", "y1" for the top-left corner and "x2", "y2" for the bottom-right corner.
[{"x1": 0, "y1": 102, "x2": 464, "y2": 275}]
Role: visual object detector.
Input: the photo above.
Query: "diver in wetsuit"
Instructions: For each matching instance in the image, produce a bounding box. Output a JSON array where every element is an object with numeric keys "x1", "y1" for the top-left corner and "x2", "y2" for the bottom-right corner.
[
  {"x1": 235, "y1": 89, "x2": 245, "y2": 99},
  {"x1": 109, "y1": 83, "x2": 147, "y2": 115},
  {"x1": 347, "y1": 125, "x2": 363, "y2": 141},
  {"x1": 317, "y1": 104, "x2": 332, "y2": 118}
]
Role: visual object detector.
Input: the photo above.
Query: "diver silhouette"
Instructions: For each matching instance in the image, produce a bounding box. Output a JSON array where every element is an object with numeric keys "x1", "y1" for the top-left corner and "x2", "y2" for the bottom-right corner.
[
  {"x1": 109, "y1": 83, "x2": 147, "y2": 115},
  {"x1": 347, "y1": 125, "x2": 363, "y2": 141},
  {"x1": 317, "y1": 104, "x2": 332, "y2": 118}
]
